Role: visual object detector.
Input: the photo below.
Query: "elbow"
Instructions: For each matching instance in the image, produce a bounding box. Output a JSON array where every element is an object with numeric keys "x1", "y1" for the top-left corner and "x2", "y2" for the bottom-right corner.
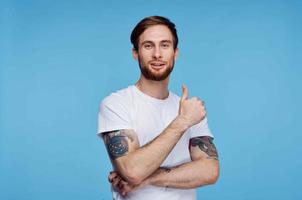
[
  {"x1": 114, "y1": 158, "x2": 146, "y2": 185},
  {"x1": 120, "y1": 167, "x2": 145, "y2": 185},
  {"x1": 207, "y1": 163, "x2": 220, "y2": 185}
]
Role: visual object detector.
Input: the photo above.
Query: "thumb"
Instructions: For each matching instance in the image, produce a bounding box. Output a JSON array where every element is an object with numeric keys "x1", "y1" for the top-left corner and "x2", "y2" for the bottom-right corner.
[{"x1": 181, "y1": 84, "x2": 188, "y2": 101}]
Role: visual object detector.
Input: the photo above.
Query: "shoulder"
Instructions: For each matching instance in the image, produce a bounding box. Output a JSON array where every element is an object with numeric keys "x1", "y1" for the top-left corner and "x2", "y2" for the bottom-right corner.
[
  {"x1": 98, "y1": 86, "x2": 135, "y2": 134},
  {"x1": 101, "y1": 86, "x2": 134, "y2": 108}
]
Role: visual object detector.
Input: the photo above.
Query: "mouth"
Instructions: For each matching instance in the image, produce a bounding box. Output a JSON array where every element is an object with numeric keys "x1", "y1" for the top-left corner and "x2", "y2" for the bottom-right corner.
[{"x1": 149, "y1": 62, "x2": 166, "y2": 70}]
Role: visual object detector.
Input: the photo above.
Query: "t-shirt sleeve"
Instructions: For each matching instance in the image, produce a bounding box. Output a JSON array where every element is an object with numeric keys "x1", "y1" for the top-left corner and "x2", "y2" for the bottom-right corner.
[
  {"x1": 97, "y1": 96, "x2": 133, "y2": 135},
  {"x1": 189, "y1": 117, "x2": 214, "y2": 138}
]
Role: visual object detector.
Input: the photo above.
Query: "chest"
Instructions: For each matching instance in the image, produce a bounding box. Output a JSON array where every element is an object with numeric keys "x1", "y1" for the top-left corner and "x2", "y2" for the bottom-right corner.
[
  {"x1": 130, "y1": 98, "x2": 191, "y2": 166},
  {"x1": 131, "y1": 100, "x2": 178, "y2": 146}
]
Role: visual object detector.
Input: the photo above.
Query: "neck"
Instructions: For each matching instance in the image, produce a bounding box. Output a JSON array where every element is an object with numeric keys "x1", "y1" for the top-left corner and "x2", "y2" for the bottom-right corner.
[{"x1": 135, "y1": 75, "x2": 170, "y2": 100}]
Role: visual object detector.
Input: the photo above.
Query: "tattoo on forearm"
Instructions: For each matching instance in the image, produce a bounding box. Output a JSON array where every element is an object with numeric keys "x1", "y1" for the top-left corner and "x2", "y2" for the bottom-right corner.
[
  {"x1": 190, "y1": 136, "x2": 219, "y2": 160},
  {"x1": 102, "y1": 130, "x2": 133, "y2": 160},
  {"x1": 162, "y1": 167, "x2": 171, "y2": 173},
  {"x1": 160, "y1": 167, "x2": 172, "y2": 189}
]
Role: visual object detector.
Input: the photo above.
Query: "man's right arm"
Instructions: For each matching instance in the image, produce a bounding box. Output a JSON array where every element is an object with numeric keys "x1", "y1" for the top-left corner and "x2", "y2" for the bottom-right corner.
[
  {"x1": 102, "y1": 85, "x2": 205, "y2": 185},
  {"x1": 103, "y1": 115, "x2": 189, "y2": 185}
]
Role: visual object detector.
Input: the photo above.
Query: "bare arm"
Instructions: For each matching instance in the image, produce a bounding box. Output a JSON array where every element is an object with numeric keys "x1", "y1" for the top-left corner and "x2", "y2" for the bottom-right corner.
[
  {"x1": 109, "y1": 136, "x2": 219, "y2": 196},
  {"x1": 103, "y1": 116, "x2": 188, "y2": 185},
  {"x1": 102, "y1": 85, "x2": 206, "y2": 185},
  {"x1": 146, "y1": 136, "x2": 219, "y2": 189}
]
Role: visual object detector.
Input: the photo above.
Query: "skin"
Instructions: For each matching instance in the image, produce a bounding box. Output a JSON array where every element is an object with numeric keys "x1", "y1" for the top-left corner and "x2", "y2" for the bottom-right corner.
[
  {"x1": 133, "y1": 25, "x2": 178, "y2": 99},
  {"x1": 109, "y1": 136, "x2": 219, "y2": 196},
  {"x1": 102, "y1": 24, "x2": 219, "y2": 197},
  {"x1": 134, "y1": 25, "x2": 178, "y2": 82}
]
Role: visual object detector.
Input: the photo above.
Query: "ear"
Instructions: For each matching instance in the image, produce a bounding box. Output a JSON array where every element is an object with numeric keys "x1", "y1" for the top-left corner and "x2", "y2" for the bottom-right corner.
[
  {"x1": 132, "y1": 48, "x2": 138, "y2": 60},
  {"x1": 174, "y1": 48, "x2": 179, "y2": 60}
]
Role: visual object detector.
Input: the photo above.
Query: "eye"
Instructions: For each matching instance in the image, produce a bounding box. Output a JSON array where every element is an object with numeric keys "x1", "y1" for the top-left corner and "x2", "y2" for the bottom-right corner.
[
  {"x1": 161, "y1": 43, "x2": 170, "y2": 48},
  {"x1": 144, "y1": 43, "x2": 153, "y2": 49}
]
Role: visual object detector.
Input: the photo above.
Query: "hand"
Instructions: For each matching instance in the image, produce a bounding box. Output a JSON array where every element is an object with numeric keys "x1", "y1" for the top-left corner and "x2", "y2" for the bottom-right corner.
[
  {"x1": 178, "y1": 84, "x2": 206, "y2": 128},
  {"x1": 109, "y1": 171, "x2": 132, "y2": 197},
  {"x1": 108, "y1": 171, "x2": 147, "y2": 197}
]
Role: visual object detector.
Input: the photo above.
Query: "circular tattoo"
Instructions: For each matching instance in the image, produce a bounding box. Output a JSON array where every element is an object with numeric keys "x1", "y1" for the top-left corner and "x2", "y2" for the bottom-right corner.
[{"x1": 108, "y1": 136, "x2": 129, "y2": 159}]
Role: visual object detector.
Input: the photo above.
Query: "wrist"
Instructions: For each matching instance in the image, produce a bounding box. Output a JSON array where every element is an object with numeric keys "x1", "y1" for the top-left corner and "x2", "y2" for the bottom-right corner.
[
  {"x1": 148, "y1": 167, "x2": 172, "y2": 187},
  {"x1": 146, "y1": 168, "x2": 162, "y2": 186},
  {"x1": 175, "y1": 115, "x2": 190, "y2": 132}
]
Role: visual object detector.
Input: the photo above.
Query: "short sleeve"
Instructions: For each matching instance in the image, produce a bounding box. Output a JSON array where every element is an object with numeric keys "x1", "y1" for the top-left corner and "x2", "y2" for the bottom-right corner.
[
  {"x1": 97, "y1": 96, "x2": 133, "y2": 135},
  {"x1": 190, "y1": 117, "x2": 213, "y2": 138}
]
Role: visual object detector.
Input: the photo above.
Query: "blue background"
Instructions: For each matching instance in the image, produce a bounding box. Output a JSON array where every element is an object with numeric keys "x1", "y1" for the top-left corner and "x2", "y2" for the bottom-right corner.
[{"x1": 1, "y1": 0, "x2": 301, "y2": 199}]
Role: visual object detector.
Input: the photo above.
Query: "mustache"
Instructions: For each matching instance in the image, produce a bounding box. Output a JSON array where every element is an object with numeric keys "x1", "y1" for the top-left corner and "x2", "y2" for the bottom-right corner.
[{"x1": 148, "y1": 60, "x2": 166, "y2": 63}]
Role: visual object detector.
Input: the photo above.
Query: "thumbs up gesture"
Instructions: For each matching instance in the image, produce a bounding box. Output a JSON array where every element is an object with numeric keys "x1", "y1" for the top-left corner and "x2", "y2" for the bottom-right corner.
[{"x1": 178, "y1": 84, "x2": 206, "y2": 128}]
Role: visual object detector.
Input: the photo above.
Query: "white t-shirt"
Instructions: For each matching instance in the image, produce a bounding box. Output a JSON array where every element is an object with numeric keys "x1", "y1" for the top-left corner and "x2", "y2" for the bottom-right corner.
[{"x1": 98, "y1": 85, "x2": 213, "y2": 200}]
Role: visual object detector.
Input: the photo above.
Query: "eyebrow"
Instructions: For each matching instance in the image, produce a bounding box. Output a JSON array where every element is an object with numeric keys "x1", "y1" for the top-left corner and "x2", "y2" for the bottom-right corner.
[
  {"x1": 161, "y1": 40, "x2": 173, "y2": 44},
  {"x1": 141, "y1": 40, "x2": 154, "y2": 45},
  {"x1": 141, "y1": 40, "x2": 173, "y2": 45}
]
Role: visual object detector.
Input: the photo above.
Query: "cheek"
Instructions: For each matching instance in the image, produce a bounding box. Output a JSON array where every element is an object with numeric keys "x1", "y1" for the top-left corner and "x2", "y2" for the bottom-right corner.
[
  {"x1": 164, "y1": 49, "x2": 175, "y2": 58},
  {"x1": 138, "y1": 55, "x2": 148, "y2": 65},
  {"x1": 139, "y1": 52, "x2": 151, "y2": 61},
  {"x1": 167, "y1": 53, "x2": 176, "y2": 62}
]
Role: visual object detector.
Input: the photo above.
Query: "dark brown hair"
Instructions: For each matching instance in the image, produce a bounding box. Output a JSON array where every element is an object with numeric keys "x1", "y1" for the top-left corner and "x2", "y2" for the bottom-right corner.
[{"x1": 130, "y1": 16, "x2": 178, "y2": 51}]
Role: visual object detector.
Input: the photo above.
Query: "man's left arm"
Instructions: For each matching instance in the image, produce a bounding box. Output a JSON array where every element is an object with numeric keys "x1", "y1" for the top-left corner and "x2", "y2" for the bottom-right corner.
[
  {"x1": 111, "y1": 136, "x2": 219, "y2": 195},
  {"x1": 145, "y1": 136, "x2": 219, "y2": 188}
]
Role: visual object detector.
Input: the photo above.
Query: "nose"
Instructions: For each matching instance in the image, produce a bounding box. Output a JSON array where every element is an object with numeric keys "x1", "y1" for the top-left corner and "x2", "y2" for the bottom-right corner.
[{"x1": 152, "y1": 46, "x2": 162, "y2": 59}]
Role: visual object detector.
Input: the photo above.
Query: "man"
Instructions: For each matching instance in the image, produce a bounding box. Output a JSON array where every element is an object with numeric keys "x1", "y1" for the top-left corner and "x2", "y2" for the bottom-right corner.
[{"x1": 98, "y1": 16, "x2": 219, "y2": 200}]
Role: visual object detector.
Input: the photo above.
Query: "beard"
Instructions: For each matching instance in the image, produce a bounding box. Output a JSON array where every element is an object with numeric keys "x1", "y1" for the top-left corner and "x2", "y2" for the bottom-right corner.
[{"x1": 138, "y1": 57, "x2": 175, "y2": 81}]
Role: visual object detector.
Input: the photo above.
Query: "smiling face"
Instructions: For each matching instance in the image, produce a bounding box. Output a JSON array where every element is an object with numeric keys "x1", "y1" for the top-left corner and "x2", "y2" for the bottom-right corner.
[{"x1": 133, "y1": 25, "x2": 179, "y2": 81}]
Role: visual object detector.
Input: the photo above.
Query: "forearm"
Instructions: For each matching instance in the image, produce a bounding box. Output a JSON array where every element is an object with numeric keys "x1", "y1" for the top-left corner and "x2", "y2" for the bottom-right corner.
[
  {"x1": 107, "y1": 85, "x2": 208, "y2": 185},
  {"x1": 115, "y1": 116, "x2": 188, "y2": 184},
  {"x1": 146, "y1": 159, "x2": 219, "y2": 189}
]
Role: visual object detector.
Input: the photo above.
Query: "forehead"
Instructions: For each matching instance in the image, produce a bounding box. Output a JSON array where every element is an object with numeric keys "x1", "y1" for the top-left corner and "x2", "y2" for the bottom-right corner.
[{"x1": 139, "y1": 25, "x2": 173, "y2": 44}]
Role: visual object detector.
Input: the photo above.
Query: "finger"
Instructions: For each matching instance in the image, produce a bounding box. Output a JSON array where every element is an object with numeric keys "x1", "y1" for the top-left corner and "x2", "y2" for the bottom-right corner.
[
  {"x1": 119, "y1": 180, "x2": 132, "y2": 196},
  {"x1": 181, "y1": 84, "x2": 189, "y2": 101},
  {"x1": 118, "y1": 181, "x2": 124, "y2": 190},
  {"x1": 122, "y1": 180, "x2": 131, "y2": 190},
  {"x1": 108, "y1": 172, "x2": 118, "y2": 183},
  {"x1": 121, "y1": 184, "x2": 131, "y2": 197},
  {"x1": 108, "y1": 174, "x2": 117, "y2": 182},
  {"x1": 118, "y1": 181, "x2": 127, "y2": 191},
  {"x1": 121, "y1": 189, "x2": 127, "y2": 197},
  {"x1": 122, "y1": 190, "x2": 127, "y2": 197},
  {"x1": 192, "y1": 97, "x2": 198, "y2": 101},
  {"x1": 196, "y1": 98, "x2": 204, "y2": 105},
  {"x1": 112, "y1": 176, "x2": 121, "y2": 188}
]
